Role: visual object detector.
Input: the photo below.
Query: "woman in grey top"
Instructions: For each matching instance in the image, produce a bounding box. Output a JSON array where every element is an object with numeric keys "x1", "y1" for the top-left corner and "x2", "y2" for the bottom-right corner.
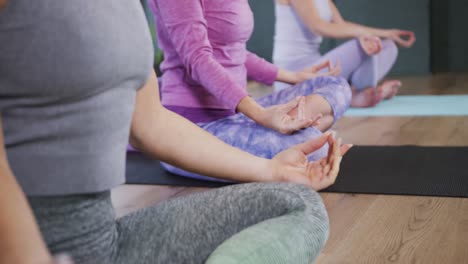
[{"x1": 0, "y1": 1, "x2": 351, "y2": 263}]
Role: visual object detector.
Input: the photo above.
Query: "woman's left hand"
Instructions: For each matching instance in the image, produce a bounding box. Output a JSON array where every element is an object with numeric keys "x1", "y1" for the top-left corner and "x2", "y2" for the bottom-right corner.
[
  {"x1": 258, "y1": 96, "x2": 321, "y2": 134},
  {"x1": 271, "y1": 131, "x2": 353, "y2": 191},
  {"x1": 385, "y1": 29, "x2": 416, "y2": 48},
  {"x1": 294, "y1": 60, "x2": 341, "y2": 83},
  {"x1": 276, "y1": 60, "x2": 340, "y2": 85}
]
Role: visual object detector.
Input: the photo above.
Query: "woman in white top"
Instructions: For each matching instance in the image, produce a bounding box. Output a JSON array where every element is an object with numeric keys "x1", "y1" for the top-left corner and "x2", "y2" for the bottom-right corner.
[{"x1": 273, "y1": 0, "x2": 416, "y2": 107}]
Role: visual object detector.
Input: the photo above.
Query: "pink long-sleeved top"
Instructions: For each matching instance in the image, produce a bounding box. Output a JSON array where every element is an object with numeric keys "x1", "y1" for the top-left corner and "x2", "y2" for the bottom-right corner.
[{"x1": 149, "y1": 0, "x2": 279, "y2": 123}]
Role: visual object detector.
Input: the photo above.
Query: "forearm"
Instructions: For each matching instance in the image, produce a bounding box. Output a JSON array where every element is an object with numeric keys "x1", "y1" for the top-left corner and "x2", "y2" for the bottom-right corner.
[
  {"x1": 130, "y1": 73, "x2": 276, "y2": 183},
  {"x1": 290, "y1": 0, "x2": 387, "y2": 39},
  {"x1": 245, "y1": 52, "x2": 279, "y2": 85},
  {"x1": 275, "y1": 68, "x2": 300, "y2": 84},
  {"x1": 345, "y1": 22, "x2": 390, "y2": 38},
  {"x1": 0, "y1": 118, "x2": 51, "y2": 264},
  {"x1": 0, "y1": 171, "x2": 52, "y2": 264},
  {"x1": 312, "y1": 19, "x2": 390, "y2": 39}
]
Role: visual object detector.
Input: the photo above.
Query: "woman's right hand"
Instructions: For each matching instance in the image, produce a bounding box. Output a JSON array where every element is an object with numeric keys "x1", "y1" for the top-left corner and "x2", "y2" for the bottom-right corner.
[
  {"x1": 359, "y1": 36, "x2": 382, "y2": 55},
  {"x1": 258, "y1": 96, "x2": 321, "y2": 134},
  {"x1": 384, "y1": 29, "x2": 416, "y2": 48}
]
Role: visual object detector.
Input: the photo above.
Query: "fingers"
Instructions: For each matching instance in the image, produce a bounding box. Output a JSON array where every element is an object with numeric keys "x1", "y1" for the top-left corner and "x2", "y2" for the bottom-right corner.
[
  {"x1": 304, "y1": 135, "x2": 352, "y2": 190},
  {"x1": 297, "y1": 131, "x2": 332, "y2": 154},
  {"x1": 290, "y1": 118, "x2": 316, "y2": 132},
  {"x1": 282, "y1": 96, "x2": 301, "y2": 113},
  {"x1": 340, "y1": 144, "x2": 353, "y2": 156},
  {"x1": 359, "y1": 36, "x2": 374, "y2": 55},
  {"x1": 331, "y1": 60, "x2": 341, "y2": 76},
  {"x1": 327, "y1": 137, "x2": 343, "y2": 183},
  {"x1": 297, "y1": 96, "x2": 305, "y2": 121},
  {"x1": 396, "y1": 30, "x2": 416, "y2": 48},
  {"x1": 290, "y1": 115, "x2": 322, "y2": 133},
  {"x1": 395, "y1": 36, "x2": 411, "y2": 48},
  {"x1": 374, "y1": 37, "x2": 383, "y2": 53},
  {"x1": 325, "y1": 131, "x2": 337, "y2": 164},
  {"x1": 310, "y1": 60, "x2": 332, "y2": 73},
  {"x1": 310, "y1": 113, "x2": 322, "y2": 126},
  {"x1": 359, "y1": 36, "x2": 382, "y2": 55},
  {"x1": 320, "y1": 63, "x2": 340, "y2": 77}
]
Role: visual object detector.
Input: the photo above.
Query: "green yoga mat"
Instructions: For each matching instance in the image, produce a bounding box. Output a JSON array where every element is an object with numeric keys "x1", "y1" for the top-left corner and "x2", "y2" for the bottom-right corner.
[{"x1": 345, "y1": 95, "x2": 468, "y2": 116}]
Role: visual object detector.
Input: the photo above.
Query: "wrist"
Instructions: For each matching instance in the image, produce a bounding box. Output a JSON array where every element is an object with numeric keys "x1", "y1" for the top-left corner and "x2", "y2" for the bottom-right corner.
[
  {"x1": 377, "y1": 29, "x2": 391, "y2": 38},
  {"x1": 237, "y1": 96, "x2": 266, "y2": 124},
  {"x1": 263, "y1": 159, "x2": 284, "y2": 182}
]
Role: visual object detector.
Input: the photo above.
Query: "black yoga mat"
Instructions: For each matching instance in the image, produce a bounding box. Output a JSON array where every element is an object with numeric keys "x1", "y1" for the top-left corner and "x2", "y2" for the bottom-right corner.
[{"x1": 126, "y1": 146, "x2": 468, "y2": 197}]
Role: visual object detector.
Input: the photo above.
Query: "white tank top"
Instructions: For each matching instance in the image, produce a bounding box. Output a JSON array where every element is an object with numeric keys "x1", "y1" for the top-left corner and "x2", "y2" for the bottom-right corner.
[{"x1": 273, "y1": 0, "x2": 333, "y2": 70}]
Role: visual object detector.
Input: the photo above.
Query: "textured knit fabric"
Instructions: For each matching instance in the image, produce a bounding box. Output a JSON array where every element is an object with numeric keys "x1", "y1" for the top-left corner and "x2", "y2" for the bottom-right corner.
[
  {"x1": 0, "y1": 0, "x2": 153, "y2": 195},
  {"x1": 162, "y1": 76, "x2": 351, "y2": 181},
  {"x1": 273, "y1": 2, "x2": 398, "y2": 91},
  {"x1": 29, "y1": 183, "x2": 329, "y2": 264},
  {"x1": 149, "y1": 0, "x2": 279, "y2": 123}
]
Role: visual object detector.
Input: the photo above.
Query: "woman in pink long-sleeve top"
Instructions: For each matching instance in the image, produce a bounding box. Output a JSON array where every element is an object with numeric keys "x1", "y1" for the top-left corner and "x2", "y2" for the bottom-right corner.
[{"x1": 149, "y1": 0, "x2": 352, "y2": 181}]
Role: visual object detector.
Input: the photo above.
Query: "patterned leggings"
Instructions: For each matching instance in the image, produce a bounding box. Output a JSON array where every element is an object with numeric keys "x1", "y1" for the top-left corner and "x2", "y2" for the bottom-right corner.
[{"x1": 162, "y1": 76, "x2": 351, "y2": 181}]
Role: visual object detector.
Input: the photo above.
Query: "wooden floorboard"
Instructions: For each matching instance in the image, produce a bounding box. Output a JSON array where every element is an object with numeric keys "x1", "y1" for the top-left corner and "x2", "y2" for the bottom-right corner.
[{"x1": 112, "y1": 73, "x2": 468, "y2": 263}]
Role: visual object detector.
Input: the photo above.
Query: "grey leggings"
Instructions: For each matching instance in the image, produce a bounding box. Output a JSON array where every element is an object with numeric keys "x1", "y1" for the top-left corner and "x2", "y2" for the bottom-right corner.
[{"x1": 29, "y1": 183, "x2": 329, "y2": 264}]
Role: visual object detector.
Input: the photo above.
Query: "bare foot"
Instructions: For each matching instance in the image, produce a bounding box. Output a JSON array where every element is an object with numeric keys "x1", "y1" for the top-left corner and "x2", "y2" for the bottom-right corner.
[
  {"x1": 350, "y1": 88, "x2": 384, "y2": 108},
  {"x1": 378, "y1": 80, "x2": 401, "y2": 100}
]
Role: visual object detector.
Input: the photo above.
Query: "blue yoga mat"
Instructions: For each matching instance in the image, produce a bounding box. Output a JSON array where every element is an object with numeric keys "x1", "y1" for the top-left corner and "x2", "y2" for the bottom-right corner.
[{"x1": 344, "y1": 95, "x2": 468, "y2": 116}]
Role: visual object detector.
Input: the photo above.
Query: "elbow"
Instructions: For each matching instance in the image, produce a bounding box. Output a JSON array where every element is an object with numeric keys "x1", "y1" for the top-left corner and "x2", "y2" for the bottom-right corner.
[
  {"x1": 129, "y1": 103, "x2": 166, "y2": 152},
  {"x1": 183, "y1": 49, "x2": 213, "y2": 82},
  {"x1": 129, "y1": 124, "x2": 146, "y2": 152}
]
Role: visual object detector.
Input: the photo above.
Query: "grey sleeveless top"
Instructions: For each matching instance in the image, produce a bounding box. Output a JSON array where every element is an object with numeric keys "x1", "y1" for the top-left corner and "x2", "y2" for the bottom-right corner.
[{"x1": 0, "y1": 1, "x2": 153, "y2": 195}]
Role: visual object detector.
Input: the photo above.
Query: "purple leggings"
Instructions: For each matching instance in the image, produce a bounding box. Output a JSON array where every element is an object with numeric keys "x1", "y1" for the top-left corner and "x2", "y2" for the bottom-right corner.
[
  {"x1": 275, "y1": 39, "x2": 398, "y2": 92},
  {"x1": 162, "y1": 76, "x2": 351, "y2": 181}
]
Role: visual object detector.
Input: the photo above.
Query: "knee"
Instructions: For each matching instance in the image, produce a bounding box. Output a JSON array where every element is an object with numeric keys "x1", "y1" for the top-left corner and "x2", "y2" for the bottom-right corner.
[
  {"x1": 337, "y1": 76, "x2": 352, "y2": 107},
  {"x1": 381, "y1": 39, "x2": 399, "y2": 60},
  {"x1": 306, "y1": 76, "x2": 351, "y2": 119},
  {"x1": 282, "y1": 183, "x2": 330, "y2": 246},
  {"x1": 282, "y1": 184, "x2": 330, "y2": 241},
  {"x1": 329, "y1": 76, "x2": 352, "y2": 111}
]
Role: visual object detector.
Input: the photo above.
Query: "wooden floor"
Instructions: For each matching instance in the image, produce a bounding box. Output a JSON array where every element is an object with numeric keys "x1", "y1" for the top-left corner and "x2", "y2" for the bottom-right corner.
[{"x1": 112, "y1": 73, "x2": 468, "y2": 264}]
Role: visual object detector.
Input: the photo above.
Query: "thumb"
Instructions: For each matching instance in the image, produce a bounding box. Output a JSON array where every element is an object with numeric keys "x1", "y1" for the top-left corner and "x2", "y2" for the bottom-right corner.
[
  {"x1": 282, "y1": 97, "x2": 301, "y2": 113},
  {"x1": 297, "y1": 131, "x2": 333, "y2": 155}
]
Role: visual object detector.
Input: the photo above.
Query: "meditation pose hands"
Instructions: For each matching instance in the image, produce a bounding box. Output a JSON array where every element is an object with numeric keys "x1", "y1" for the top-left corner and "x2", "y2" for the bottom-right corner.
[
  {"x1": 359, "y1": 36, "x2": 382, "y2": 55},
  {"x1": 359, "y1": 30, "x2": 415, "y2": 56},
  {"x1": 239, "y1": 59, "x2": 340, "y2": 134},
  {"x1": 257, "y1": 96, "x2": 322, "y2": 134},
  {"x1": 384, "y1": 29, "x2": 416, "y2": 48},
  {"x1": 271, "y1": 131, "x2": 352, "y2": 190},
  {"x1": 277, "y1": 60, "x2": 341, "y2": 85}
]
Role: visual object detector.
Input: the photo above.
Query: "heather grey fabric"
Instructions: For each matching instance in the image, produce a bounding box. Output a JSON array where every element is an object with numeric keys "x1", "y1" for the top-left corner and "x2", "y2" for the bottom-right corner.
[
  {"x1": 0, "y1": 0, "x2": 153, "y2": 195},
  {"x1": 29, "y1": 183, "x2": 329, "y2": 264}
]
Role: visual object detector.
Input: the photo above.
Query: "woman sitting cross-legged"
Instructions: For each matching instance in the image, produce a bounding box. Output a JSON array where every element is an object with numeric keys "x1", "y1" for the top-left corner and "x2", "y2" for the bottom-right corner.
[
  {"x1": 0, "y1": 1, "x2": 351, "y2": 263},
  {"x1": 273, "y1": 0, "x2": 416, "y2": 107},
  {"x1": 148, "y1": 0, "x2": 352, "y2": 181}
]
